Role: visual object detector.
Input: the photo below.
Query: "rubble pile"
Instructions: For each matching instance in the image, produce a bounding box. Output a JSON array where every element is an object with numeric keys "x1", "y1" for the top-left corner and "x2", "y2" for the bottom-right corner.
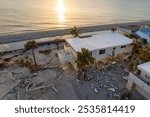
[{"x1": 85, "y1": 63, "x2": 129, "y2": 99}]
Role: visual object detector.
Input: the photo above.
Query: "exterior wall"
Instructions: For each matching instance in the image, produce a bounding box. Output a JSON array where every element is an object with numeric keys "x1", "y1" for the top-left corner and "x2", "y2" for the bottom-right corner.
[
  {"x1": 136, "y1": 31, "x2": 150, "y2": 44},
  {"x1": 126, "y1": 80, "x2": 134, "y2": 91},
  {"x1": 126, "y1": 73, "x2": 150, "y2": 99},
  {"x1": 140, "y1": 71, "x2": 150, "y2": 83},
  {"x1": 71, "y1": 48, "x2": 77, "y2": 58},
  {"x1": 71, "y1": 61, "x2": 78, "y2": 71},
  {"x1": 64, "y1": 45, "x2": 77, "y2": 58},
  {"x1": 135, "y1": 86, "x2": 150, "y2": 99},
  {"x1": 64, "y1": 45, "x2": 78, "y2": 71},
  {"x1": 114, "y1": 45, "x2": 132, "y2": 55},
  {"x1": 65, "y1": 43, "x2": 132, "y2": 70},
  {"x1": 91, "y1": 44, "x2": 132, "y2": 61},
  {"x1": 118, "y1": 28, "x2": 132, "y2": 34},
  {"x1": 91, "y1": 48, "x2": 111, "y2": 60}
]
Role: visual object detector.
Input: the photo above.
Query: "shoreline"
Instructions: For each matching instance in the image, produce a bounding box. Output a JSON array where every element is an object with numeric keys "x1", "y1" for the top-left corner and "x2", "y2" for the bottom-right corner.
[{"x1": 0, "y1": 20, "x2": 150, "y2": 44}]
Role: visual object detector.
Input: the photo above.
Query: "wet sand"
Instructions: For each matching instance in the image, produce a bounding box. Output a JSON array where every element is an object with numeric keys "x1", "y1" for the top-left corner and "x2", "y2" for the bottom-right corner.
[{"x1": 0, "y1": 20, "x2": 150, "y2": 44}]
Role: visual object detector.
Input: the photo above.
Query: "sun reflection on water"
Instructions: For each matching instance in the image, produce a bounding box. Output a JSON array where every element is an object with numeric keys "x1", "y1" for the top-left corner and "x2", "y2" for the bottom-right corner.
[{"x1": 57, "y1": 0, "x2": 65, "y2": 23}]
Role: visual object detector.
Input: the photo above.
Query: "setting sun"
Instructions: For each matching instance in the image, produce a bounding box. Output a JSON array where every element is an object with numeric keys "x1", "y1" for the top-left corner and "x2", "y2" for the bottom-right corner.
[{"x1": 57, "y1": 0, "x2": 65, "y2": 23}]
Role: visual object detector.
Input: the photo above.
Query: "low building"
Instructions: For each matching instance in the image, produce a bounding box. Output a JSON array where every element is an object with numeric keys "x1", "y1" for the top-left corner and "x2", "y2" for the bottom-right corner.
[
  {"x1": 118, "y1": 27, "x2": 132, "y2": 35},
  {"x1": 124, "y1": 62, "x2": 150, "y2": 99},
  {"x1": 138, "y1": 62, "x2": 150, "y2": 84},
  {"x1": 58, "y1": 31, "x2": 133, "y2": 65},
  {"x1": 118, "y1": 25, "x2": 139, "y2": 35},
  {"x1": 136, "y1": 28, "x2": 150, "y2": 44}
]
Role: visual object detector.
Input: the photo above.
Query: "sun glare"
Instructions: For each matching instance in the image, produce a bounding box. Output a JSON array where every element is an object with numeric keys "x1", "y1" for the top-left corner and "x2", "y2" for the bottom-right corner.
[{"x1": 57, "y1": 0, "x2": 65, "y2": 23}]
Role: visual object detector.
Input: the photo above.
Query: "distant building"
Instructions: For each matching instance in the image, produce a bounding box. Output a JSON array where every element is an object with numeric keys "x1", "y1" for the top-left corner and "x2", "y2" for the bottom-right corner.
[
  {"x1": 124, "y1": 62, "x2": 150, "y2": 99},
  {"x1": 118, "y1": 25, "x2": 139, "y2": 35},
  {"x1": 118, "y1": 27, "x2": 132, "y2": 35},
  {"x1": 136, "y1": 28, "x2": 150, "y2": 44},
  {"x1": 58, "y1": 31, "x2": 133, "y2": 66}
]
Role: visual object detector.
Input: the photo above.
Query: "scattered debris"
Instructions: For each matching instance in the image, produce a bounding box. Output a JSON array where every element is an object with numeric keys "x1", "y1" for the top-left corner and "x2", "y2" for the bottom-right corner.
[
  {"x1": 18, "y1": 80, "x2": 30, "y2": 88},
  {"x1": 32, "y1": 73, "x2": 37, "y2": 77},
  {"x1": 94, "y1": 88, "x2": 98, "y2": 94},
  {"x1": 108, "y1": 88, "x2": 115, "y2": 92},
  {"x1": 52, "y1": 85, "x2": 58, "y2": 93},
  {"x1": 86, "y1": 63, "x2": 129, "y2": 99}
]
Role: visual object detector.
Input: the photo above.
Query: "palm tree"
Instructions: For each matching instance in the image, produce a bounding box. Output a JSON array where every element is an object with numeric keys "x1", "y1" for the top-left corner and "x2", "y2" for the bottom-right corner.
[
  {"x1": 70, "y1": 26, "x2": 81, "y2": 38},
  {"x1": 128, "y1": 39, "x2": 150, "y2": 71},
  {"x1": 54, "y1": 36, "x2": 61, "y2": 50},
  {"x1": 25, "y1": 40, "x2": 38, "y2": 66},
  {"x1": 76, "y1": 48, "x2": 95, "y2": 72},
  {"x1": 139, "y1": 45, "x2": 150, "y2": 62},
  {"x1": 130, "y1": 39, "x2": 144, "y2": 60}
]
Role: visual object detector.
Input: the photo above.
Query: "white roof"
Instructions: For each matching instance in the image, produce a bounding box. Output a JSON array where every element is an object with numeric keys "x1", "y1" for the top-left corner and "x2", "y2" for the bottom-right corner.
[
  {"x1": 138, "y1": 62, "x2": 150, "y2": 76},
  {"x1": 125, "y1": 72, "x2": 150, "y2": 99},
  {"x1": 66, "y1": 32, "x2": 133, "y2": 52}
]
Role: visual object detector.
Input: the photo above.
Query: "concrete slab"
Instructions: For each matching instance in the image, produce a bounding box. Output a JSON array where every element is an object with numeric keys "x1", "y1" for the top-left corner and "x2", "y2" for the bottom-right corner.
[{"x1": 0, "y1": 71, "x2": 18, "y2": 99}]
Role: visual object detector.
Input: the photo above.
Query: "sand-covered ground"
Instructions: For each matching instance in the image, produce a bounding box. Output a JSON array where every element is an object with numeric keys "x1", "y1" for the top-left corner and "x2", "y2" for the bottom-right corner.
[
  {"x1": 0, "y1": 21, "x2": 149, "y2": 100},
  {"x1": 0, "y1": 44, "x2": 145, "y2": 100}
]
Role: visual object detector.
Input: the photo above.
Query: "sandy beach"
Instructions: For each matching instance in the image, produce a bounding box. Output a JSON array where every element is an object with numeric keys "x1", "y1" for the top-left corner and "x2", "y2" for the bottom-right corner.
[{"x1": 0, "y1": 20, "x2": 150, "y2": 44}]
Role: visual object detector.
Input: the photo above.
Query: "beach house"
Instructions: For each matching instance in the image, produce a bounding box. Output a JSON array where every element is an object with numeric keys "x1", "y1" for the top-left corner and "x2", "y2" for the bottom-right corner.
[
  {"x1": 118, "y1": 25, "x2": 140, "y2": 35},
  {"x1": 138, "y1": 62, "x2": 150, "y2": 84},
  {"x1": 124, "y1": 62, "x2": 150, "y2": 99},
  {"x1": 136, "y1": 28, "x2": 150, "y2": 44},
  {"x1": 58, "y1": 32, "x2": 133, "y2": 66}
]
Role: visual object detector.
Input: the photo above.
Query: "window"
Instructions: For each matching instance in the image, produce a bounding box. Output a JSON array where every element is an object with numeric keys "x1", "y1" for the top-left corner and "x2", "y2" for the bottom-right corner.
[
  {"x1": 121, "y1": 46, "x2": 127, "y2": 48},
  {"x1": 99, "y1": 49, "x2": 106, "y2": 55}
]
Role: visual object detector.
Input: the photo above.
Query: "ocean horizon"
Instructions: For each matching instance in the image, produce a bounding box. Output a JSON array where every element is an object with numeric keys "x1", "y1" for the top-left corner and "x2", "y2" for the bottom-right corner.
[{"x1": 0, "y1": 0, "x2": 150, "y2": 35}]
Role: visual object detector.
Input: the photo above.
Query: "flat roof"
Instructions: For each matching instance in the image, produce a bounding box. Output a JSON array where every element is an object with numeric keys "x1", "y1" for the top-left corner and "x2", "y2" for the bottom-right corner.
[
  {"x1": 138, "y1": 28, "x2": 150, "y2": 36},
  {"x1": 66, "y1": 32, "x2": 133, "y2": 52},
  {"x1": 138, "y1": 62, "x2": 150, "y2": 76}
]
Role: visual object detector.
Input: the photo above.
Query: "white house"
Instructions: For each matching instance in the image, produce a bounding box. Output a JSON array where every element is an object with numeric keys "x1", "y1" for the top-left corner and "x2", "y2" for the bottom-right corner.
[
  {"x1": 58, "y1": 31, "x2": 133, "y2": 65},
  {"x1": 138, "y1": 62, "x2": 150, "y2": 84},
  {"x1": 118, "y1": 27, "x2": 132, "y2": 34},
  {"x1": 124, "y1": 62, "x2": 150, "y2": 99},
  {"x1": 136, "y1": 28, "x2": 150, "y2": 44}
]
